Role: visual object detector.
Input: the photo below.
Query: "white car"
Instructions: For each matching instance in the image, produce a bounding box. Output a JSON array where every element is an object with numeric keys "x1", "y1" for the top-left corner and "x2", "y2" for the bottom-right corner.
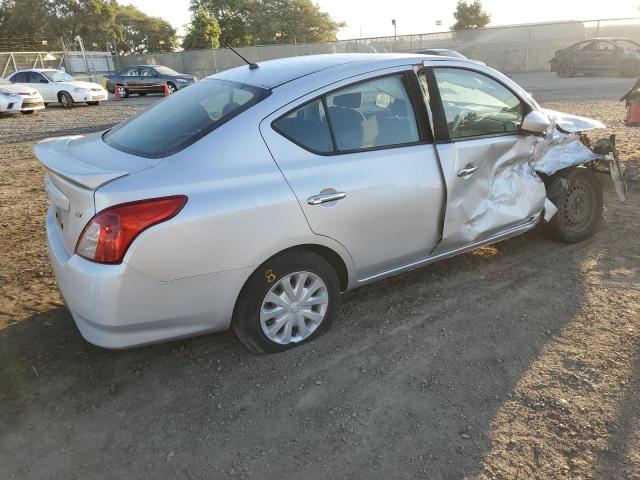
[
  {"x1": 0, "y1": 78, "x2": 44, "y2": 115},
  {"x1": 8, "y1": 69, "x2": 108, "y2": 108}
]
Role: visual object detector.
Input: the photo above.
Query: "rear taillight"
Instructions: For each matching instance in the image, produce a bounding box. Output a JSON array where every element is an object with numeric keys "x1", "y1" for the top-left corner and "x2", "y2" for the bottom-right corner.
[{"x1": 75, "y1": 196, "x2": 187, "y2": 264}]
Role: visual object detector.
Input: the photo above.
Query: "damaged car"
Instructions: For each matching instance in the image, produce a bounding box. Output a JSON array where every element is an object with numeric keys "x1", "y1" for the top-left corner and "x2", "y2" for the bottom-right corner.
[{"x1": 36, "y1": 54, "x2": 626, "y2": 353}]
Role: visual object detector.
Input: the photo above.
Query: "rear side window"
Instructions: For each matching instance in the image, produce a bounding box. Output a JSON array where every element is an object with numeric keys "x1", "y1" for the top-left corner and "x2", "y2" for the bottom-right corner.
[
  {"x1": 104, "y1": 78, "x2": 270, "y2": 158},
  {"x1": 272, "y1": 73, "x2": 421, "y2": 154},
  {"x1": 273, "y1": 99, "x2": 333, "y2": 153}
]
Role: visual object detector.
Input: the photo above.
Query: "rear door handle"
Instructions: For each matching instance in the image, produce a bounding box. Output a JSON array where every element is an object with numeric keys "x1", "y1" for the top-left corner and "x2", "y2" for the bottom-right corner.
[
  {"x1": 457, "y1": 165, "x2": 478, "y2": 177},
  {"x1": 307, "y1": 191, "x2": 347, "y2": 205}
]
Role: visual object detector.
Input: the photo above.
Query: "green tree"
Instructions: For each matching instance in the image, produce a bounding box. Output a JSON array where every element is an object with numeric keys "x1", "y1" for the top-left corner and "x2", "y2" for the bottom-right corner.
[
  {"x1": 182, "y1": 9, "x2": 221, "y2": 49},
  {"x1": 188, "y1": 0, "x2": 254, "y2": 46},
  {"x1": 186, "y1": 0, "x2": 343, "y2": 47},
  {"x1": 114, "y1": 4, "x2": 178, "y2": 55},
  {"x1": 251, "y1": 0, "x2": 344, "y2": 44},
  {"x1": 0, "y1": 0, "x2": 176, "y2": 53},
  {"x1": 451, "y1": 0, "x2": 490, "y2": 30}
]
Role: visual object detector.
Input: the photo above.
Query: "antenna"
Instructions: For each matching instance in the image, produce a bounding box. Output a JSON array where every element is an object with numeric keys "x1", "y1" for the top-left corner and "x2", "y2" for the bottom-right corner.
[{"x1": 225, "y1": 43, "x2": 259, "y2": 70}]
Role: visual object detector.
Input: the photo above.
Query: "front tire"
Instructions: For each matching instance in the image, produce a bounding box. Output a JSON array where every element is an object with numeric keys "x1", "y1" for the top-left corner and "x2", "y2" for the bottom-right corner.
[
  {"x1": 233, "y1": 249, "x2": 340, "y2": 354},
  {"x1": 545, "y1": 168, "x2": 603, "y2": 243},
  {"x1": 167, "y1": 82, "x2": 177, "y2": 94},
  {"x1": 59, "y1": 91, "x2": 74, "y2": 108}
]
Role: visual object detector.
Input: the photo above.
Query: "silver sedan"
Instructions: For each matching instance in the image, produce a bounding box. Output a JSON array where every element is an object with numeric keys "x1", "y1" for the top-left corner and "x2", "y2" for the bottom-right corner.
[{"x1": 37, "y1": 54, "x2": 624, "y2": 353}]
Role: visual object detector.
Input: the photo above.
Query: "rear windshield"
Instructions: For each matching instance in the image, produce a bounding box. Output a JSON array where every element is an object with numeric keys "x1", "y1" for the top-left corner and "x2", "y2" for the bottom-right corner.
[
  {"x1": 104, "y1": 78, "x2": 270, "y2": 158},
  {"x1": 154, "y1": 66, "x2": 179, "y2": 76}
]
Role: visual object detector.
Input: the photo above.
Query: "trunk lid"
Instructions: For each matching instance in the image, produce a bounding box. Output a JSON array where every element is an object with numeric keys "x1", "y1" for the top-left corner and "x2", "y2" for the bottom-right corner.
[{"x1": 35, "y1": 132, "x2": 161, "y2": 255}]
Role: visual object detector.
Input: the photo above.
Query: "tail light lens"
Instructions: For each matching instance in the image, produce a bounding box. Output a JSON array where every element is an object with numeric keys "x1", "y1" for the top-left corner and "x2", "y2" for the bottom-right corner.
[{"x1": 76, "y1": 196, "x2": 187, "y2": 264}]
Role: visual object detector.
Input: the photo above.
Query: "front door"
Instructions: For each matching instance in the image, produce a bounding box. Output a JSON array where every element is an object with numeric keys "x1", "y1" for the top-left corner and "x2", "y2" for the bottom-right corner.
[
  {"x1": 420, "y1": 67, "x2": 546, "y2": 254},
  {"x1": 261, "y1": 71, "x2": 445, "y2": 280},
  {"x1": 26, "y1": 72, "x2": 56, "y2": 102}
]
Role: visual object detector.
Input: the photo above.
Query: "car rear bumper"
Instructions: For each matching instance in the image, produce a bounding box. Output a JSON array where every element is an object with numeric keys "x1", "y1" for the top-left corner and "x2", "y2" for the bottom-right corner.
[{"x1": 46, "y1": 207, "x2": 251, "y2": 348}]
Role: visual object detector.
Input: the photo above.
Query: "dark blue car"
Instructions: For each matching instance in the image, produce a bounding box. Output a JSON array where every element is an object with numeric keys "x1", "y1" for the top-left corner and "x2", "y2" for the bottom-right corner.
[{"x1": 106, "y1": 65, "x2": 197, "y2": 97}]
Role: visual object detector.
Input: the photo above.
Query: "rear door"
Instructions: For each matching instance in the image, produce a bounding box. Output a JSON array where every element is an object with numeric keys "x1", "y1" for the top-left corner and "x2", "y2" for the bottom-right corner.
[
  {"x1": 573, "y1": 41, "x2": 597, "y2": 72},
  {"x1": 120, "y1": 67, "x2": 140, "y2": 87},
  {"x1": 420, "y1": 66, "x2": 546, "y2": 253},
  {"x1": 138, "y1": 67, "x2": 159, "y2": 90},
  {"x1": 261, "y1": 69, "x2": 445, "y2": 280}
]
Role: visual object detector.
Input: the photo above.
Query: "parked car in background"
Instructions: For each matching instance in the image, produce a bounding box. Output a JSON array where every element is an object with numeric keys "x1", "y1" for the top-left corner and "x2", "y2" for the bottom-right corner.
[
  {"x1": 8, "y1": 69, "x2": 108, "y2": 108},
  {"x1": 106, "y1": 65, "x2": 197, "y2": 97},
  {"x1": 36, "y1": 54, "x2": 624, "y2": 354},
  {"x1": 416, "y1": 48, "x2": 468, "y2": 59},
  {"x1": 550, "y1": 38, "x2": 640, "y2": 77},
  {"x1": 0, "y1": 78, "x2": 44, "y2": 115}
]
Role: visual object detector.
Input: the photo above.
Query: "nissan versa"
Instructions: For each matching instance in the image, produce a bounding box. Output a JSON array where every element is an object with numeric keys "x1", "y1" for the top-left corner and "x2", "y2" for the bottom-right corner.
[{"x1": 37, "y1": 54, "x2": 625, "y2": 354}]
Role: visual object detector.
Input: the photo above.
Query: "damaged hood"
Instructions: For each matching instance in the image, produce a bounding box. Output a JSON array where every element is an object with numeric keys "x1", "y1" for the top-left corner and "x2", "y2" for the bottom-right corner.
[{"x1": 541, "y1": 109, "x2": 605, "y2": 133}]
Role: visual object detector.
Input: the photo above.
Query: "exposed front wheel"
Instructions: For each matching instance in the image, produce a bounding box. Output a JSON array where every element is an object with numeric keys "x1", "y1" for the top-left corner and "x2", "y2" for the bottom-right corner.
[
  {"x1": 233, "y1": 249, "x2": 340, "y2": 354},
  {"x1": 545, "y1": 168, "x2": 603, "y2": 243},
  {"x1": 167, "y1": 82, "x2": 177, "y2": 94},
  {"x1": 59, "y1": 91, "x2": 74, "y2": 108}
]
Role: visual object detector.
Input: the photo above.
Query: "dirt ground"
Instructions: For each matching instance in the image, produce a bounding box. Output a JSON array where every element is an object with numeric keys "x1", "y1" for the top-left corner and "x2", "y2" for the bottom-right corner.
[{"x1": 1, "y1": 81, "x2": 640, "y2": 479}]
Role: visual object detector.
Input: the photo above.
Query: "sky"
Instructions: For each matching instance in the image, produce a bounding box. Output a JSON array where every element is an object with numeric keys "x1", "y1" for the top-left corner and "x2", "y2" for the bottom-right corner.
[{"x1": 127, "y1": 0, "x2": 639, "y2": 39}]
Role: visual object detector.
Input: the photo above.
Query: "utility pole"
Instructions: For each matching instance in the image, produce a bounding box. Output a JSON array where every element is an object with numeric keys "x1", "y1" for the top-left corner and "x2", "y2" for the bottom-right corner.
[{"x1": 392, "y1": 19, "x2": 397, "y2": 38}]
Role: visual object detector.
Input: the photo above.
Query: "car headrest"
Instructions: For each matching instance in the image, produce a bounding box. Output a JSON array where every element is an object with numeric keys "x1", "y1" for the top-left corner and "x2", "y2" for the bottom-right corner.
[{"x1": 333, "y1": 92, "x2": 361, "y2": 108}]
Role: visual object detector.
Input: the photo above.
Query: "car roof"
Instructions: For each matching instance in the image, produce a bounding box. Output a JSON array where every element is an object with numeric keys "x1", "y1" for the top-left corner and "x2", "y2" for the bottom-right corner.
[
  {"x1": 11, "y1": 68, "x2": 59, "y2": 73},
  {"x1": 212, "y1": 53, "x2": 470, "y2": 89}
]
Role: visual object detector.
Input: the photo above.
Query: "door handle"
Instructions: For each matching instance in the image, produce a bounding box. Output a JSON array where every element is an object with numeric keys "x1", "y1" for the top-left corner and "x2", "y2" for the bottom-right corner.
[
  {"x1": 307, "y1": 191, "x2": 347, "y2": 205},
  {"x1": 457, "y1": 165, "x2": 478, "y2": 177}
]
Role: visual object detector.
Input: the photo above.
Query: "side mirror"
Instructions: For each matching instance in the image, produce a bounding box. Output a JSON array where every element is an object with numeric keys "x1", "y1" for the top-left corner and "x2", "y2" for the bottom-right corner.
[{"x1": 521, "y1": 110, "x2": 551, "y2": 134}]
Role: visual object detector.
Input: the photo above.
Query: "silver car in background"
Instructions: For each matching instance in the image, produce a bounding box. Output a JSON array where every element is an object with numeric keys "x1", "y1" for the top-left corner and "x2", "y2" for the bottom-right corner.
[{"x1": 36, "y1": 54, "x2": 623, "y2": 353}]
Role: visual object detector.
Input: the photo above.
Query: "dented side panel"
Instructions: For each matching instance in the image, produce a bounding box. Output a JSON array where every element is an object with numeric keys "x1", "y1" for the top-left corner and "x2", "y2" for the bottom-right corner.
[
  {"x1": 432, "y1": 110, "x2": 624, "y2": 252},
  {"x1": 432, "y1": 135, "x2": 547, "y2": 253}
]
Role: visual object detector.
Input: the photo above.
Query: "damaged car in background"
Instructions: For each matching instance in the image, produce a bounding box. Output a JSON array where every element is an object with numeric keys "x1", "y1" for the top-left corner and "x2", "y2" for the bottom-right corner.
[{"x1": 35, "y1": 54, "x2": 626, "y2": 354}]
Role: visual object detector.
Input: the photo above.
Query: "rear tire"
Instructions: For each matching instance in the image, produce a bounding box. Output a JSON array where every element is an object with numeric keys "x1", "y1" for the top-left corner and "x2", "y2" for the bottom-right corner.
[
  {"x1": 545, "y1": 168, "x2": 603, "y2": 243},
  {"x1": 233, "y1": 249, "x2": 340, "y2": 354},
  {"x1": 59, "y1": 91, "x2": 74, "y2": 108},
  {"x1": 557, "y1": 60, "x2": 576, "y2": 77},
  {"x1": 116, "y1": 85, "x2": 129, "y2": 98}
]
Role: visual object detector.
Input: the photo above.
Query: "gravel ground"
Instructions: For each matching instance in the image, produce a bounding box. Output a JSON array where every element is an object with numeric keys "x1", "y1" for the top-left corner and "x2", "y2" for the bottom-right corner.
[{"x1": 1, "y1": 77, "x2": 640, "y2": 479}]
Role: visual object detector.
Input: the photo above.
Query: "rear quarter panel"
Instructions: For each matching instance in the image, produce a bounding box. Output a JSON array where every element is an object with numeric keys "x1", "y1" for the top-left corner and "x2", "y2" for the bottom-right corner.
[{"x1": 95, "y1": 115, "x2": 354, "y2": 282}]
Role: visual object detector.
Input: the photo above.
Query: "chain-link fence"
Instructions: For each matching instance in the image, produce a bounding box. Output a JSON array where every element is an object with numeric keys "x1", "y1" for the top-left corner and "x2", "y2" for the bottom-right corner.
[
  {"x1": 1, "y1": 50, "x2": 115, "y2": 80},
  {"x1": 117, "y1": 17, "x2": 640, "y2": 77}
]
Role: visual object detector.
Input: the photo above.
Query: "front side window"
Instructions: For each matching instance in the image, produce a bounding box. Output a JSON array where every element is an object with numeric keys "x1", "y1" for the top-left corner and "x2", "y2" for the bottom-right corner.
[
  {"x1": 104, "y1": 78, "x2": 270, "y2": 158},
  {"x1": 326, "y1": 75, "x2": 419, "y2": 151},
  {"x1": 433, "y1": 68, "x2": 524, "y2": 139},
  {"x1": 140, "y1": 67, "x2": 156, "y2": 77},
  {"x1": 273, "y1": 99, "x2": 333, "y2": 153},
  {"x1": 29, "y1": 72, "x2": 48, "y2": 83}
]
